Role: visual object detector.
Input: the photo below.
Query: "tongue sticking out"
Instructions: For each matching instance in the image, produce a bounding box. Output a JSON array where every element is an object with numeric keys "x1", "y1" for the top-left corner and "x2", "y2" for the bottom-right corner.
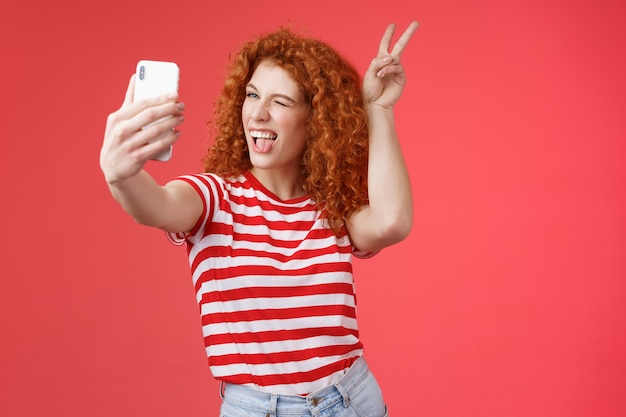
[{"x1": 256, "y1": 138, "x2": 275, "y2": 153}]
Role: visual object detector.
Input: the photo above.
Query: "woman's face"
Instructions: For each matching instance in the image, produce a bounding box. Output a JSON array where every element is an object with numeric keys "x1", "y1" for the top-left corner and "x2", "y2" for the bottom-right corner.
[{"x1": 242, "y1": 60, "x2": 309, "y2": 176}]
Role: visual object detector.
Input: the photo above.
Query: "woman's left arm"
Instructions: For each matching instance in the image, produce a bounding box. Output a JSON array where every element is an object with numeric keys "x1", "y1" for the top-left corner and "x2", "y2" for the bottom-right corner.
[{"x1": 346, "y1": 21, "x2": 419, "y2": 252}]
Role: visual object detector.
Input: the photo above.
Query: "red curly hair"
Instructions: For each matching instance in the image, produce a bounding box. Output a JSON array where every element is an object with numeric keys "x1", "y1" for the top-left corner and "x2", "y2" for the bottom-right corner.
[{"x1": 202, "y1": 27, "x2": 369, "y2": 235}]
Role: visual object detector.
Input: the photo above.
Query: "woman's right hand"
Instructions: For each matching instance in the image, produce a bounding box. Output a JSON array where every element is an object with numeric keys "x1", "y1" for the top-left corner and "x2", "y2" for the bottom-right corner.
[{"x1": 100, "y1": 74, "x2": 185, "y2": 184}]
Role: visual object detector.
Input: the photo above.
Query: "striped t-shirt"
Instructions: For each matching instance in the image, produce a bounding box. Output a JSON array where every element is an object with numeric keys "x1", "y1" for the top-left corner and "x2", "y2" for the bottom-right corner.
[{"x1": 168, "y1": 172, "x2": 371, "y2": 395}]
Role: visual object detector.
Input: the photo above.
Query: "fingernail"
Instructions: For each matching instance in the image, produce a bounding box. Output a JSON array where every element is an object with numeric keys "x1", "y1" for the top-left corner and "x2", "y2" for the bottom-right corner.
[{"x1": 177, "y1": 102, "x2": 185, "y2": 111}]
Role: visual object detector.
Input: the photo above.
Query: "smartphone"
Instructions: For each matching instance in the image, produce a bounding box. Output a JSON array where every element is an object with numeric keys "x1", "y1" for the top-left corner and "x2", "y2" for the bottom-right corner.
[{"x1": 133, "y1": 60, "x2": 180, "y2": 161}]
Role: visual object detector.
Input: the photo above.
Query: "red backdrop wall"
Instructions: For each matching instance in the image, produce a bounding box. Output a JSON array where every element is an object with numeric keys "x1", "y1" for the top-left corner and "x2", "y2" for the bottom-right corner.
[{"x1": 1, "y1": 0, "x2": 625, "y2": 416}]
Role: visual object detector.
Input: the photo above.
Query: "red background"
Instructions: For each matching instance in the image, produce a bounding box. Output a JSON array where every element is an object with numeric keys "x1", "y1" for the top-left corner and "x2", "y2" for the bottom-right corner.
[{"x1": 2, "y1": 0, "x2": 625, "y2": 416}]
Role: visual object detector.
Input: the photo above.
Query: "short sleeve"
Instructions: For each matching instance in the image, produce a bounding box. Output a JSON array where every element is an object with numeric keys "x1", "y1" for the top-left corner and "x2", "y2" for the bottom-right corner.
[{"x1": 164, "y1": 173, "x2": 222, "y2": 246}]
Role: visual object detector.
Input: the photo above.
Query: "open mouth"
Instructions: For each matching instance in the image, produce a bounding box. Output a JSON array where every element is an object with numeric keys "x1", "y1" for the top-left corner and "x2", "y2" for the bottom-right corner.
[{"x1": 251, "y1": 130, "x2": 277, "y2": 152}]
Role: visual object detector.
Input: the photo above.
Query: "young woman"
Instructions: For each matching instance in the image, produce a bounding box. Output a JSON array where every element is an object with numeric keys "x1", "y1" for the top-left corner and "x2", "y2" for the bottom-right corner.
[{"x1": 100, "y1": 21, "x2": 418, "y2": 417}]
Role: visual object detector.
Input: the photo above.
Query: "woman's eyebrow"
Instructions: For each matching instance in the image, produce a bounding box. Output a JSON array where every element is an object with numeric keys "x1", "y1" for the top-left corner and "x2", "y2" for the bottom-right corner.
[{"x1": 246, "y1": 82, "x2": 298, "y2": 104}]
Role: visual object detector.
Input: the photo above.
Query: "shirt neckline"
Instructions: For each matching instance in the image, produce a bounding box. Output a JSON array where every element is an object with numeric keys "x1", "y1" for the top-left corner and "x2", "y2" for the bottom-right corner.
[{"x1": 243, "y1": 171, "x2": 311, "y2": 205}]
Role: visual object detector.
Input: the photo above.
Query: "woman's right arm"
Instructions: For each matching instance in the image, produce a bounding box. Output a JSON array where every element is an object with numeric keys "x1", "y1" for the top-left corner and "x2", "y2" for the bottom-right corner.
[{"x1": 99, "y1": 74, "x2": 203, "y2": 233}]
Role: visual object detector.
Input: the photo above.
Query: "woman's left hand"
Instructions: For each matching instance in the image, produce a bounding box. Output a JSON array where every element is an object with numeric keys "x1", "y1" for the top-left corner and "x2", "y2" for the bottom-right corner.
[{"x1": 363, "y1": 21, "x2": 419, "y2": 109}]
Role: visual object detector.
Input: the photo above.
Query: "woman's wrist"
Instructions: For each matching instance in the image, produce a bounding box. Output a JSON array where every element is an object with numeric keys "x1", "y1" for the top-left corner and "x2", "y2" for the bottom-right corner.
[{"x1": 364, "y1": 102, "x2": 395, "y2": 116}]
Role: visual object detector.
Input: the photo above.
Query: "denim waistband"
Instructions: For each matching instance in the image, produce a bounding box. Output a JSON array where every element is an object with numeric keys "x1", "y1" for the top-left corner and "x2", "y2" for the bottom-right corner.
[{"x1": 220, "y1": 356, "x2": 371, "y2": 415}]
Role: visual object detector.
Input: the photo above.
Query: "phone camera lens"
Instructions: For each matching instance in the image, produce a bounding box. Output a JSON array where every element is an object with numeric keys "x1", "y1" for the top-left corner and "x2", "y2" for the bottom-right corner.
[{"x1": 139, "y1": 65, "x2": 145, "y2": 80}]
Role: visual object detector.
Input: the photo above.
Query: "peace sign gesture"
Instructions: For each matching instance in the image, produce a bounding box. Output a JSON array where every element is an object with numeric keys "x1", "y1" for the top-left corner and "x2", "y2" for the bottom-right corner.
[{"x1": 362, "y1": 21, "x2": 419, "y2": 109}]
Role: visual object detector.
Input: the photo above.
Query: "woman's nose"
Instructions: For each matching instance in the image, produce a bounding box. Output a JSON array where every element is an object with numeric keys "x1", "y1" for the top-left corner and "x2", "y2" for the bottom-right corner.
[{"x1": 251, "y1": 101, "x2": 269, "y2": 121}]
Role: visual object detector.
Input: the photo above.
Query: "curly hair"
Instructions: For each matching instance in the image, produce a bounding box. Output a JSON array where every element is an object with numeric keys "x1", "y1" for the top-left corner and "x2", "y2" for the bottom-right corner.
[{"x1": 202, "y1": 27, "x2": 370, "y2": 235}]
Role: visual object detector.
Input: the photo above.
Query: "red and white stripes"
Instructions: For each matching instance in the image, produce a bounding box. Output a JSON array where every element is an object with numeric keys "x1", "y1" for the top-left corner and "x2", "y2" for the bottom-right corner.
[{"x1": 168, "y1": 172, "x2": 365, "y2": 395}]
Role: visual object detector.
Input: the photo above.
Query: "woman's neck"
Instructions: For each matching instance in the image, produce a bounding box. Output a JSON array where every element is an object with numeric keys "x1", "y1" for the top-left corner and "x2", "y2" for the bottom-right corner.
[{"x1": 249, "y1": 167, "x2": 306, "y2": 201}]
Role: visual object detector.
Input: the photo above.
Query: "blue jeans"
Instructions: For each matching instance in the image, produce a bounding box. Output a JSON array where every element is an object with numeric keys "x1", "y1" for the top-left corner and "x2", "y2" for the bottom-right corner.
[{"x1": 219, "y1": 357, "x2": 389, "y2": 417}]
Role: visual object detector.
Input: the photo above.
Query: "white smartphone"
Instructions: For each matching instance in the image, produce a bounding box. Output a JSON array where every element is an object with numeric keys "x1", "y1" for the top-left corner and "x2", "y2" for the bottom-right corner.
[{"x1": 133, "y1": 60, "x2": 180, "y2": 161}]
